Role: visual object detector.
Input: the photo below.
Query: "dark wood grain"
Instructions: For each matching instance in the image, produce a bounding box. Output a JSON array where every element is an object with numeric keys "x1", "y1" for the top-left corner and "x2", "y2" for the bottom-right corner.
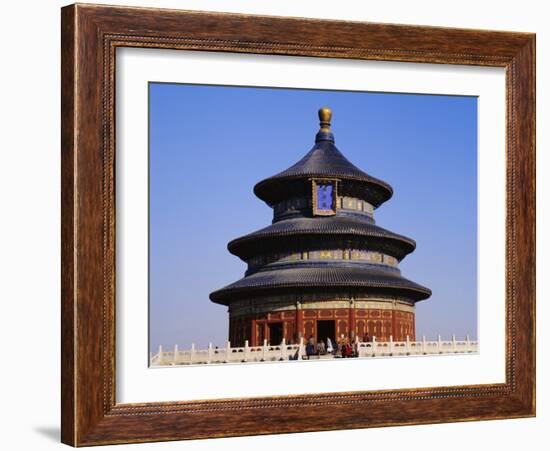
[
  {"x1": 61, "y1": 3, "x2": 536, "y2": 446},
  {"x1": 60, "y1": 5, "x2": 75, "y2": 445}
]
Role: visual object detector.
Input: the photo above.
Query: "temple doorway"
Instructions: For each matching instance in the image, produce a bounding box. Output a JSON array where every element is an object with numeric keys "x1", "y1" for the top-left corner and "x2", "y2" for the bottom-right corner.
[
  {"x1": 268, "y1": 322, "x2": 283, "y2": 345},
  {"x1": 317, "y1": 320, "x2": 335, "y2": 344}
]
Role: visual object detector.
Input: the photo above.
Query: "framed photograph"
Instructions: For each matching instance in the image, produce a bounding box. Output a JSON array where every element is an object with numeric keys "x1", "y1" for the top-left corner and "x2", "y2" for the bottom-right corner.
[{"x1": 61, "y1": 3, "x2": 535, "y2": 446}]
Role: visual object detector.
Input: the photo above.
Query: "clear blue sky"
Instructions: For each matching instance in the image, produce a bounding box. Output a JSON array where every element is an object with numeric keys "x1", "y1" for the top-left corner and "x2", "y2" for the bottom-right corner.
[{"x1": 149, "y1": 83, "x2": 477, "y2": 351}]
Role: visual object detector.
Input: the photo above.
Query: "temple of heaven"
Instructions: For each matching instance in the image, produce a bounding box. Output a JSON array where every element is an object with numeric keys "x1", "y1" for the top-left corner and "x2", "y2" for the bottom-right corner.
[{"x1": 210, "y1": 107, "x2": 431, "y2": 347}]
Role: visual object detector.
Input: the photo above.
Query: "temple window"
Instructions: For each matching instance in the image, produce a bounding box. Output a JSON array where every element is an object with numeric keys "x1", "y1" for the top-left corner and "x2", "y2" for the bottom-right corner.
[
  {"x1": 338, "y1": 196, "x2": 374, "y2": 214},
  {"x1": 248, "y1": 248, "x2": 399, "y2": 271}
]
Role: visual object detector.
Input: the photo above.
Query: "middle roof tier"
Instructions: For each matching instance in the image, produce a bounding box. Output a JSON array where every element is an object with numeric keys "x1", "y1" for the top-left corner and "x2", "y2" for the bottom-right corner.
[{"x1": 228, "y1": 215, "x2": 416, "y2": 262}]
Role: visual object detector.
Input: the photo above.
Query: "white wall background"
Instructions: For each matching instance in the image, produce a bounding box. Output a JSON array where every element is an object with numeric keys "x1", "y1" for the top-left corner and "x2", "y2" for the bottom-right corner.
[{"x1": 0, "y1": 1, "x2": 545, "y2": 450}]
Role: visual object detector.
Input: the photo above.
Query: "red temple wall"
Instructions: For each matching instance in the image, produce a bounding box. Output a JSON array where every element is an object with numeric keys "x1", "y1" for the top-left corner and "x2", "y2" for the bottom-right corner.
[{"x1": 229, "y1": 307, "x2": 415, "y2": 346}]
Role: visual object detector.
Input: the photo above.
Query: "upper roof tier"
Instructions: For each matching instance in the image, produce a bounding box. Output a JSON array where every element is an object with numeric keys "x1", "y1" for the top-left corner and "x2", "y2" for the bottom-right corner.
[{"x1": 254, "y1": 108, "x2": 393, "y2": 207}]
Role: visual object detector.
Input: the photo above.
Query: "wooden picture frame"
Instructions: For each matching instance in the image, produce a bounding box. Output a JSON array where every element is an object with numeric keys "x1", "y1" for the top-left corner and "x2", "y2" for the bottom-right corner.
[{"x1": 61, "y1": 3, "x2": 535, "y2": 446}]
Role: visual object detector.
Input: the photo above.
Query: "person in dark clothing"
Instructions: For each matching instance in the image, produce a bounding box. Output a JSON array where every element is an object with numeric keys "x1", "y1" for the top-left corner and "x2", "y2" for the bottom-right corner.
[
  {"x1": 306, "y1": 336, "x2": 316, "y2": 359},
  {"x1": 342, "y1": 341, "x2": 353, "y2": 358}
]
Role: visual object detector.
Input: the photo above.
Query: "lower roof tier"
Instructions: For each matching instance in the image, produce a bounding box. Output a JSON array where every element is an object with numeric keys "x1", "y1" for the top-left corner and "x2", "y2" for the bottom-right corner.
[
  {"x1": 228, "y1": 215, "x2": 416, "y2": 261},
  {"x1": 209, "y1": 265, "x2": 432, "y2": 305}
]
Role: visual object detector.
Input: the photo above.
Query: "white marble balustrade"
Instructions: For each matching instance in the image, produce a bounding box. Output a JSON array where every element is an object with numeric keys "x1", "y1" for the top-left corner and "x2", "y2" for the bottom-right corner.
[{"x1": 150, "y1": 335, "x2": 478, "y2": 366}]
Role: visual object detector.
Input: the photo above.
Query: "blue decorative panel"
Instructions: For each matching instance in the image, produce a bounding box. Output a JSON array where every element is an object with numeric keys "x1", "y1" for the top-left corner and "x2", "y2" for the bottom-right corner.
[{"x1": 317, "y1": 184, "x2": 334, "y2": 211}]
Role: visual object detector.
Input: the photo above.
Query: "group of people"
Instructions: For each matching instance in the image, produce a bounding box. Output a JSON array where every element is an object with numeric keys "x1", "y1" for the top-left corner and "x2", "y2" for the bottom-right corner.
[{"x1": 304, "y1": 334, "x2": 367, "y2": 359}]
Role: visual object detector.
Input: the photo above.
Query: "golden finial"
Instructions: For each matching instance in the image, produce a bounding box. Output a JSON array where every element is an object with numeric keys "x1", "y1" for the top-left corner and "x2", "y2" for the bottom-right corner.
[{"x1": 318, "y1": 107, "x2": 332, "y2": 132}]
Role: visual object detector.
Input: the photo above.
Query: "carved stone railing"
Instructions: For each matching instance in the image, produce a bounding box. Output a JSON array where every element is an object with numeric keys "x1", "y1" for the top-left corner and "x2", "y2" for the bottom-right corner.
[{"x1": 150, "y1": 335, "x2": 478, "y2": 366}]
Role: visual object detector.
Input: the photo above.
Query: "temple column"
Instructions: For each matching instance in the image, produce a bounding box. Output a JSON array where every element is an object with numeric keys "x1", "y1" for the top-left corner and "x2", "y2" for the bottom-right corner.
[
  {"x1": 392, "y1": 301, "x2": 398, "y2": 340},
  {"x1": 349, "y1": 298, "x2": 356, "y2": 340},
  {"x1": 296, "y1": 300, "x2": 303, "y2": 340},
  {"x1": 251, "y1": 318, "x2": 257, "y2": 346}
]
